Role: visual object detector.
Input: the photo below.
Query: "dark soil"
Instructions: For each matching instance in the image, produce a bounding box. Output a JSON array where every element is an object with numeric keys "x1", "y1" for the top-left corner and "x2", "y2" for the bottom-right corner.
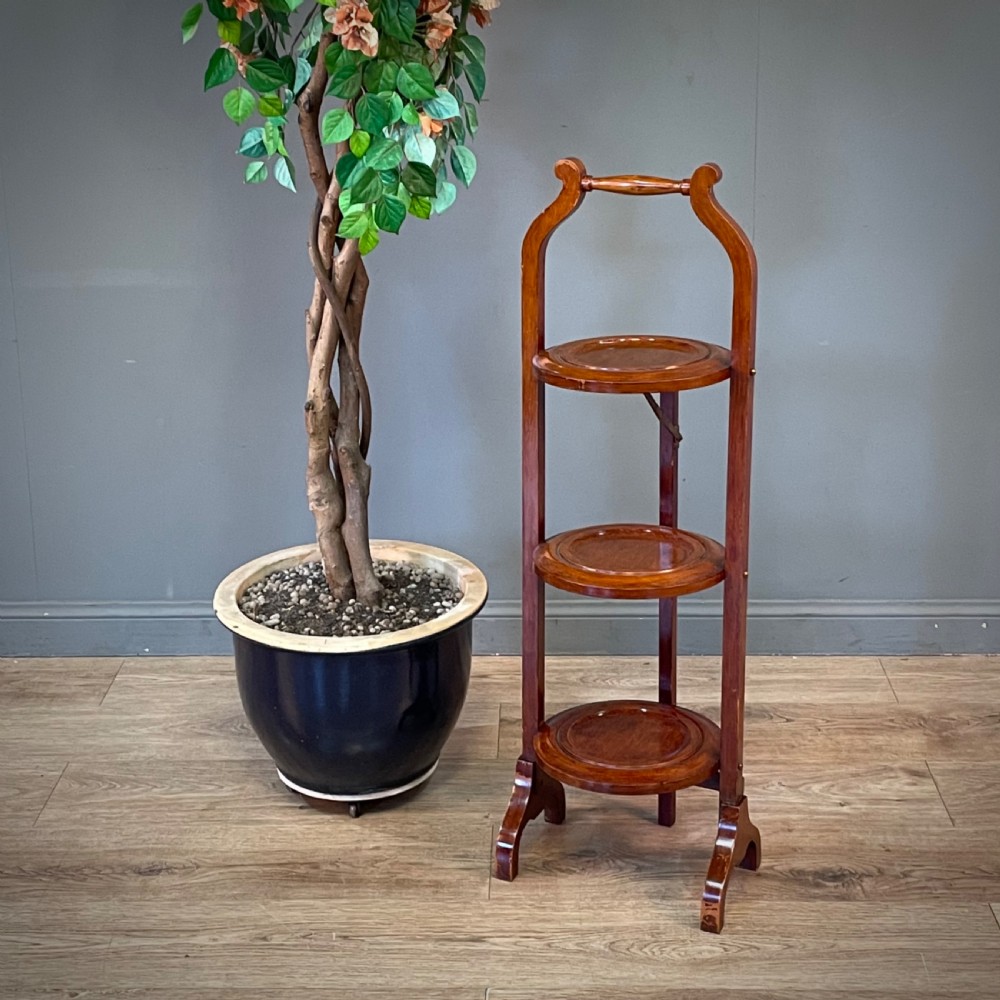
[{"x1": 239, "y1": 560, "x2": 462, "y2": 638}]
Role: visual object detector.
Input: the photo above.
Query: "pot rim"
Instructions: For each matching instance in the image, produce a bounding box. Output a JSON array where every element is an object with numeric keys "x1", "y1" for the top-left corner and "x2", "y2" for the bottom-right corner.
[{"x1": 213, "y1": 540, "x2": 488, "y2": 654}]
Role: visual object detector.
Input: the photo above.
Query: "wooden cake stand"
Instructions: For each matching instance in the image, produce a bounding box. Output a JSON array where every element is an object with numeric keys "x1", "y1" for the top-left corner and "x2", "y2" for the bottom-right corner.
[{"x1": 493, "y1": 158, "x2": 761, "y2": 933}]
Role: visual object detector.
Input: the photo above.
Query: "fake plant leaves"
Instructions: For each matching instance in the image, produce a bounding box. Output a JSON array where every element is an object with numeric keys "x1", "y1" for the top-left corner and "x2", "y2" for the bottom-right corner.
[
  {"x1": 464, "y1": 59, "x2": 486, "y2": 101},
  {"x1": 355, "y1": 93, "x2": 390, "y2": 134},
  {"x1": 423, "y1": 88, "x2": 460, "y2": 121},
  {"x1": 245, "y1": 160, "x2": 268, "y2": 184},
  {"x1": 257, "y1": 93, "x2": 285, "y2": 117},
  {"x1": 223, "y1": 87, "x2": 255, "y2": 125},
  {"x1": 274, "y1": 156, "x2": 296, "y2": 192},
  {"x1": 379, "y1": 0, "x2": 418, "y2": 43},
  {"x1": 364, "y1": 138, "x2": 404, "y2": 171},
  {"x1": 401, "y1": 162, "x2": 437, "y2": 198},
  {"x1": 363, "y1": 60, "x2": 399, "y2": 95},
  {"x1": 374, "y1": 194, "x2": 407, "y2": 234},
  {"x1": 338, "y1": 205, "x2": 371, "y2": 239},
  {"x1": 450, "y1": 145, "x2": 477, "y2": 187},
  {"x1": 350, "y1": 168, "x2": 383, "y2": 205},
  {"x1": 328, "y1": 62, "x2": 364, "y2": 99},
  {"x1": 321, "y1": 108, "x2": 355, "y2": 144},
  {"x1": 204, "y1": 47, "x2": 237, "y2": 90},
  {"x1": 181, "y1": 3, "x2": 203, "y2": 43},
  {"x1": 245, "y1": 58, "x2": 287, "y2": 94},
  {"x1": 396, "y1": 63, "x2": 437, "y2": 101},
  {"x1": 349, "y1": 130, "x2": 372, "y2": 158},
  {"x1": 407, "y1": 195, "x2": 432, "y2": 219},
  {"x1": 359, "y1": 225, "x2": 380, "y2": 255},
  {"x1": 237, "y1": 126, "x2": 267, "y2": 157}
]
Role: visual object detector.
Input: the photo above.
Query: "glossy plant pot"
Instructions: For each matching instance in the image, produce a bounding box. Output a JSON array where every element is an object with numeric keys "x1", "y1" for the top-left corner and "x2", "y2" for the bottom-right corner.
[{"x1": 214, "y1": 541, "x2": 488, "y2": 807}]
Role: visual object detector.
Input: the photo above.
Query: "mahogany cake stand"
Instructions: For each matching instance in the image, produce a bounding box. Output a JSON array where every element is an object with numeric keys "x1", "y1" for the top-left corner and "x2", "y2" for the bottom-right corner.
[{"x1": 493, "y1": 158, "x2": 761, "y2": 934}]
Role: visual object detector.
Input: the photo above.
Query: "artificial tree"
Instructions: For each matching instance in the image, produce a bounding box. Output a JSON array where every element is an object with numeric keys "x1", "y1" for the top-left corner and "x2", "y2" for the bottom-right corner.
[{"x1": 183, "y1": 0, "x2": 498, "y2": 607}]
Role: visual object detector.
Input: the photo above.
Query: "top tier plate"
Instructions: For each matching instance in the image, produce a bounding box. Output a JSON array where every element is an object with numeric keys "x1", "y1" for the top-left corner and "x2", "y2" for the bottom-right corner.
[{"x1": 533, "y1": 335, "x2": 731, "y2": 393}]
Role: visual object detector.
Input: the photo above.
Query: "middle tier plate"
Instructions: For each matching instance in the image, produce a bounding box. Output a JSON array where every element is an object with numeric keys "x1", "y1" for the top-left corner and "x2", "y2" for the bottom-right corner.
[{"x1": 535, "y1": 523, "x2": 725, "y2": 599}]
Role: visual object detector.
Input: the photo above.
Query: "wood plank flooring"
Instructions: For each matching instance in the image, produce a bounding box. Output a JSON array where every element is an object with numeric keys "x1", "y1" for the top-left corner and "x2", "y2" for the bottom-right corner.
[{"x1": 0, "y1": 654, "x2": 998, "y2": 998}]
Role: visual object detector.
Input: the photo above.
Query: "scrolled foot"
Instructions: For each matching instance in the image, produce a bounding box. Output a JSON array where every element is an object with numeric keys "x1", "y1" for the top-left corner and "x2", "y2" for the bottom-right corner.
[
  {"x1": 700, "y1": 796, "x2": 761, "y2": 933},
  {"x1": 494, "y1": 757, "x2": 566, "y2": 882}
]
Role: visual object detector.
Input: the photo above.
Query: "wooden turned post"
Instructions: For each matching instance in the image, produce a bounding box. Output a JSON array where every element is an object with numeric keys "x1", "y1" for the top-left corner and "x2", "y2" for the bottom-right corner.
[{"x1": 658, "y1": 390, "x2": 679, "y2": 828}]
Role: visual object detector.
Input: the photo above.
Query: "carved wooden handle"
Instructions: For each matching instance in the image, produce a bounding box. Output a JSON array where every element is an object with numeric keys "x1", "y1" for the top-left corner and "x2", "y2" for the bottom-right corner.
[{"x1": 582, "y1": 174, "x2": 690, "y2": 196}]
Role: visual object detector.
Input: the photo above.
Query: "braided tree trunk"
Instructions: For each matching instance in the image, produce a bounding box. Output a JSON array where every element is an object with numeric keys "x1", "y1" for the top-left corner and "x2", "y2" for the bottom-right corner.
[{"x1": 298, "y1": 35, "x2": 382, "y2": 606}]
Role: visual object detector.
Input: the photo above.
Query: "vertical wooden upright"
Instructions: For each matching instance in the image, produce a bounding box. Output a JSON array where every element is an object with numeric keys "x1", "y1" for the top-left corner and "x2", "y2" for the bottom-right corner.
[{"x1": 494, "y1": 158, "x2": 762, "y2": 933}]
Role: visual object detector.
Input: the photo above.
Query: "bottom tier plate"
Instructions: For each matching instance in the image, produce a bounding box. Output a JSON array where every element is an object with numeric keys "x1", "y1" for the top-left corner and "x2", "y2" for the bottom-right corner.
[{"x1": 534, "y1": 700, "x2": 720, "y2": 795}]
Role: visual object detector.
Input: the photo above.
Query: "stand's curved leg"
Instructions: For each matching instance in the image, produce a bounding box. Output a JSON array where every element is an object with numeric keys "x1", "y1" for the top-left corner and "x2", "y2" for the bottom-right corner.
[
  {"x1": 494, "y1": 757, "x2": 566, "y2": 882},
  {"x1": 700, "y1": 796, "x2": 761, "y2": 933}
]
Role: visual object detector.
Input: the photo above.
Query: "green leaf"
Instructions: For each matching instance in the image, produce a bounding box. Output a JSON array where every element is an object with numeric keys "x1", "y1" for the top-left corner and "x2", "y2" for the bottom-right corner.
[
  {"x1": 335, "y1": 153, "x2": 359, "y2": 187},
  {"x1": 181, "y1": 3, "x2": 203, "y2": 43},
  {"x1": 374, "y1": 194, "x2": 406, "y2": 234},
  {"x1": 349, "y1": 130, "x2": 371, "y2": 158},
  {"x1": 350, "y1": 168, "x2": 383, "y2": 204},
  {"x1": 263, "y1": 120, "x2": 281, "y2": 155},
  {"x1": 278, "y1": 55, "x2": 297, "y2": 87},
  {"x1": 423, "y1": 88, "x2": 460, "y2": 120},
  {"x1": 403, "y1": 130, "x2": 435, "y2": 166},
  {"x1": 380, "y1": 0, "x2": 417, "y2": 42},
  {"x1": 293, "y1": 56, "x2": 312, "y2": 97},
  {"x1": 465, "y1": 59, "x2": 486, "y2": 101},
  {"x1": 407, "y1": 195, "x2": 432, "y2": 219},
  {"x1": 207, "y1": 0, "x2": 237, "y2": 21},
  {"x1": 274, "y1": 157, "x2": 297, "y2": 192},
  {"x1": 238, "y1": 19, "x2": 256, "y2": 54},
  {"x1": 339, "y1": 187, "x2": 353, "y2": 214},
  {"x1": 364, "y1": 138, "x2": 404, "y2": 171},
  {"x1": 245, "y1": 160, "x2": 268, "y2": 184},
  {"x1": 363, "y1": 60, "x2": 399, "y2": 94},
  {"x1": 217, "y1": 19, "x2": 241, "y2": 45},
  {"x1": 459, "y1": 33, "x2": 486, "y2": 65},
  {"x1": 338, "y1": 206, "x2": 370, "y2": 239},
  {"x1": 396, "y1": 63, "x2": 437, "y2": 101},
  {"x1": 355, "y1": 93, "x2": 390, "y2": 134},
  {"x1": 432, "y1": 179, "x2": 457, "y2": 214},
  {"x1": 258, "y1": 93, "x2": 284, "y2": 117},
  {"x1": 299, "y1": 12, "x2": 324, "y2": 53},
  {"x1": 450, "y1": 145, "x2": 477, "y2": 187},
  {"x1": 464, "y1": 103, "x2": 479, "y2": 135},
  {"x1": 245, "y1": 58, "x2": 287, "y2": 94},
  {"x1": 327, "y1": 62, "x2": 363, "y2": 99},
  {"x1": 237, "y1": 126, "x2": 266, "y2": 156},
  {"x1": 386, "y1": 92, "x2": 405, "y2": 124},
  {"x1": 401, "y1": 103, "x2": 421, "y2": 126},
  {"x1": 359, "y1": 225, "x2": 380, "y2": 255},
  {"x1": 325, "y1": 43, "x2": 358, "y2": 74},
  {"x1": 204, "y1": 48, "x2": 237, "y2": 91},
  {"x1": 321, "y1": 108, "x2": 355, "y2": 144},
  {"x1": 401, "y1": 161, "x2": 437, "y2": 197},
  {"x1": 223, "y1": 88, "x2": 255, "y2": 125}
]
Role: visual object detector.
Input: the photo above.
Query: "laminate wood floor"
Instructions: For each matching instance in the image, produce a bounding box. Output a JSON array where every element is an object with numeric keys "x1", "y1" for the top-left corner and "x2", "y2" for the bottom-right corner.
[{"x1": 0, "y1": 654, "x2": 998, "y2": 998}]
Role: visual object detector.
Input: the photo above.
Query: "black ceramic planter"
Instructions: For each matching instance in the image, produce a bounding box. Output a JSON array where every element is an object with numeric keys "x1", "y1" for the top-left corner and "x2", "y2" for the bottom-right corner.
[{"x1": 214, "y1": 541, "x2": 488, "y2": 809}]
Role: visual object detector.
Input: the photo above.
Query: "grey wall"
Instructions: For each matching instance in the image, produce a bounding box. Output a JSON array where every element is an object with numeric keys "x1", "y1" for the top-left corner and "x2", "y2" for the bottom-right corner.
[{"x1": 1, "y1": 0, "x2": 998, "y2": 655}]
